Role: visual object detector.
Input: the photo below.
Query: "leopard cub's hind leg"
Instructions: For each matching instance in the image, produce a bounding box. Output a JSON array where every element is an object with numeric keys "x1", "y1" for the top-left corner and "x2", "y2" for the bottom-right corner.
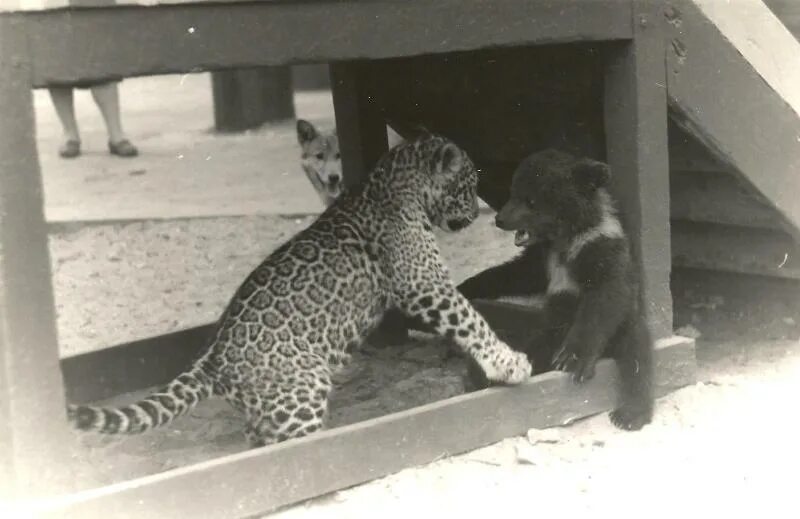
[{"x1": 237, "y1": 355, "x2": 332, "y2": 448}]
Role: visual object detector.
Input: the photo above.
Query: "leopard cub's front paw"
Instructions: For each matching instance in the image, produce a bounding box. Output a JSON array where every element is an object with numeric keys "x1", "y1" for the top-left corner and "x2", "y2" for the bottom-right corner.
[{"x1": 482, "y1": 345, "x2": 532, "y2": 385}]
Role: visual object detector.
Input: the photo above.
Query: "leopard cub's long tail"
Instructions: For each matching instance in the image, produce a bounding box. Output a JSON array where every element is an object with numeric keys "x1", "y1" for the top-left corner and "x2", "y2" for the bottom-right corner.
[{"x1": 67, "y1": 362, "x2": 214, "y2": 435}]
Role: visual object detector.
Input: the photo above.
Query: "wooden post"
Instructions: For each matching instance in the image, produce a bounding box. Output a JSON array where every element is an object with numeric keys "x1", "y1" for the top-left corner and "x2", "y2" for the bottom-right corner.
[
  {"x1": 0, "y1": 16, "x2": 75, "y2": 498},
  {"x1": 603, "y1": 1, "x2": 673, "y2": 339},
  {"x1": 330, "y1": 62, "x2": 388, "y2": 189},
  {"x1": 330, "y1": 62, "x2": 409, "y2": 343},
  {"x1": 292, "y1": 64, "x2": 331, "y2": 91},
  {"x1": 211, "y1": 66, "x2": 295, "y2": 133}
]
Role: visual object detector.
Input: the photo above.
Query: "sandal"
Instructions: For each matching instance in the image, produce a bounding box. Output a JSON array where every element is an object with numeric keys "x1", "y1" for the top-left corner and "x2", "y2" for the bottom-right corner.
[
  {"x1": 59, "y1": 139, "x2": 81, "y2": 159},
  {"x1": 108, "y1": 139, "x2": 139, "y2": 157}
]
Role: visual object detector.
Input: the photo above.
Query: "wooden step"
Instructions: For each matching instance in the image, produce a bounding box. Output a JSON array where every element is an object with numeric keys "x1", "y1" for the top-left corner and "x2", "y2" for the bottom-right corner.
[
  {"x1": 672, "y1": 221, "x2": 800, "y2": 280},
  {"x1": 670, "y1": 170, "x2": 785, "y2": 231}
]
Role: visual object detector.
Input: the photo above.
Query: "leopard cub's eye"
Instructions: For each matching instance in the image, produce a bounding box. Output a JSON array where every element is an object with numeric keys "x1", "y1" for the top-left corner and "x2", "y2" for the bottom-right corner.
[{"x1": 315, "y1": 153, "x2": 325, "y2": 160}]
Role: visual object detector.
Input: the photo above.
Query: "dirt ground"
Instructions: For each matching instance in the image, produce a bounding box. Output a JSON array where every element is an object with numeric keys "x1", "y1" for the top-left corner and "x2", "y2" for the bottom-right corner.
[{"x1": 33, "y1": 75, "x2": 800, "y2": 516}]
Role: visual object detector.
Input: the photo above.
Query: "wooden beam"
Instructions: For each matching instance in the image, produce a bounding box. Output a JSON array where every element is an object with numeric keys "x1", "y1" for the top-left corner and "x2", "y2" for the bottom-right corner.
[
  {"x1": 62, "y1": 325, "x2": 214, "y2": 404},
  {"x1": 37, "y1": 336, "x2": 695, "y2": 519},
  {"x1": 61, "y1": 301, "x2": 544, "y2": 404},
  {"x1": 672, "y1": 221, "x2": 800, "y2": 280},
  {"x1": 666, "y1": 0, "x2": 800, "y2": 240},
  {"x1": 764, "y1": 0, "x2": 800, "y2": 41},
  {"x1": 670, "y1": 170, "x2": 784, "y2": 230},
  {"x1": 19, "y1": 0, "x2": 633, "y2": 86},
  {"x1": 330, "y1": 62, "x2": 388, "y2": 189},
  {"x1": 603, "y1": 1, "x2": 673, "y2": 339},
  {"x1": 0, "y1": 16, "x2": 74, "y2": 499},
  {"x1": 667, "y1": 119, "x2": 731, "y2": 173}
]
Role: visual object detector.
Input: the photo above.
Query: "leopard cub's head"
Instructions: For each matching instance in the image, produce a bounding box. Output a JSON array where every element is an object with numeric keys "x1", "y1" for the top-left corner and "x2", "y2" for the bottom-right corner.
[
  {"x1": 418, "y1": 135, "x2": 481, "y2": 232},
  {"x1": 297, "y1": 119, "x2": 342, "y2": 204}
]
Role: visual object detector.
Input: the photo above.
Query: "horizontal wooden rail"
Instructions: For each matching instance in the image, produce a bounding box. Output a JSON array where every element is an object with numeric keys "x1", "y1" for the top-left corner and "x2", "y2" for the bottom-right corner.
[
  {"x1": 16, "y1": 0, "x2": 633, "y2": 86},
  {"x1": 43, "y1": 336, "x2": 694, "y2": 519},
  {"x1": 62, "y1": 300, "x2": 546, "y2": 404}
]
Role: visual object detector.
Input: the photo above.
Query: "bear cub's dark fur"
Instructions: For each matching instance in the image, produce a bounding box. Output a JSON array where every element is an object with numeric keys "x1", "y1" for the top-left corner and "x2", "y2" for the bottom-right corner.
[{"x1": 458, "y1": 149, "x2": 654, "y2": 431}]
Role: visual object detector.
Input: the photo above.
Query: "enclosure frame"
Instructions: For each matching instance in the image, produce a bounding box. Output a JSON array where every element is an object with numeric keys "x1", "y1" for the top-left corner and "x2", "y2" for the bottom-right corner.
[{"x1": 1, "y1": 0, "x2": 695, "y2": 515}]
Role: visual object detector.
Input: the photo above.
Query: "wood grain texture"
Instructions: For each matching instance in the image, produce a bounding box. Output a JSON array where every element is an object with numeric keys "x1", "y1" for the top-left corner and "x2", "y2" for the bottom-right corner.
[
  {"x1": 330, "y1": 62, "x2": 388, "y2": 189},
  {"x1": 21, "y1": 0, "x2": 632, "y2": 86},
  {"x1": 667, "y1": 120, "x2": 731, "y2": 173},
  {"x1": 672, "y1": 221, "x2": 800, "y2": 280},
  {"x1": 62, "y1": 324, "x2": 215, "y2": 404},
  {"x1": 62, "y1": 301, "x2": 548, "y2": 404},
  {"x1": 40, "y1": 336, "x2": 695, "y2": 519},
  {"x1": 694, "y1": 0, "x2": 800, "y2": 116},
  {"x1": 666, "y1": 0, "x2": 800, "y2": 240},
  {"x1": 211, "y1": 66, "x2": 295, "y2": 132},
  {"x1": 0, "y1": 16, "x2": 75, "y2": 498},
  {"x1": 670, "y1": 170, "x2": 786, "y2": 231},
  {"x1": 764, "y1": 0, "x2": 800, "y2": 40},
  {"x1": 603, "y1": 1, "x2": 673, "y2": 339}
]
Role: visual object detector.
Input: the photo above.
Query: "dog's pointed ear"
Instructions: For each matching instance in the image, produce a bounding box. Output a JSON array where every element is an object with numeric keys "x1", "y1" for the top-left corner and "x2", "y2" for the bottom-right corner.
[
  {"x1": 436, "y1": 143, "x2": 464, "y2": 175},
  {"x1": 296, "y1": 119, "x2": 318, "y2": 144},
  {"x1": 571, "y1": 158, "x2": 610, "y2": 191}
]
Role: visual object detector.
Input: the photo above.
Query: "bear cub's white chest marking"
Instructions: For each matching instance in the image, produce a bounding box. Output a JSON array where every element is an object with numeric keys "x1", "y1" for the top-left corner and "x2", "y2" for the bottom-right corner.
[{"x1": 547, "y1": 251, "x2": 579, "y2": 295}]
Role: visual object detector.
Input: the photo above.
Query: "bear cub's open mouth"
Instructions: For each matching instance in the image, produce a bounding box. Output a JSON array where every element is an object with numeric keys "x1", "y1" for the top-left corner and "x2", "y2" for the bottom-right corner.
[{"x1": 514, "y1": 229, "x2": 533, "y2": 247}]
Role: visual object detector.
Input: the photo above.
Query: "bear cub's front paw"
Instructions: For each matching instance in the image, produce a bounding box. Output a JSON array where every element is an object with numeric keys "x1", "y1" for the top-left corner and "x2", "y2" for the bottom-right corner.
[{"x1": 552, "y1": 342, "x2": 597, "y2": 383}]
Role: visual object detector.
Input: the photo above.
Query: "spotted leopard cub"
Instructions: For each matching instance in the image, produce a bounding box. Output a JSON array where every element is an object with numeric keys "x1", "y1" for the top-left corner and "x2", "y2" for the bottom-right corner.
[{"x1": 68, "y1": 134, "x2": 532, "y2": 447}]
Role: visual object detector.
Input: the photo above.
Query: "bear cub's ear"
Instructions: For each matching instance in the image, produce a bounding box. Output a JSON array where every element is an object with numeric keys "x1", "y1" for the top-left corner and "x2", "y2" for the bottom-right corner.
[{"x1": 571, "y1": 159, "x2": 611, "y2": 192}]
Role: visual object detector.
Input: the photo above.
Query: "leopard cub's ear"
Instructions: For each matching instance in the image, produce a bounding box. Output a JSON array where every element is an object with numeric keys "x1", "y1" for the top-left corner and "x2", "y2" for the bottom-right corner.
[
  {"x1": 296, "y1": 119, "x2": 318, "y2": 144},
  {"x1": 437, "y1": 143, "x2": 464, "y2": 175},
  {"x1": 571, "y1": 158, "x2": 610, "y2": 192}
]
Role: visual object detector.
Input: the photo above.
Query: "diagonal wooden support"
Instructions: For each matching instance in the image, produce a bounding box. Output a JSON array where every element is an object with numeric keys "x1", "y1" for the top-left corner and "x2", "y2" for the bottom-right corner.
[
  {"x1": 604, "y1": 1, "x2": 673, "y2": 339},
  {"x1": 666, "y1": 0, "x2": 800, "y2": 240},
  {"x1": 0, "y1": 16, "x2": 75, "y2": 499}
]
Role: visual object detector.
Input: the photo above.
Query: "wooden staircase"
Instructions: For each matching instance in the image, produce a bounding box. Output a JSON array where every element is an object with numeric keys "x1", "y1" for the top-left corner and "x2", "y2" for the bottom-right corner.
[
  {"x1": 666, "y1": 1, "x2": 800, "y2": 273},
  {"x1": 667, "y1": 0, "x2": 800, "y2": 336}
]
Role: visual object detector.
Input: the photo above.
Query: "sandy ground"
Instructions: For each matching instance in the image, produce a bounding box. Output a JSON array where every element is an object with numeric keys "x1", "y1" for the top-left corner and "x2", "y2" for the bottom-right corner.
[{"x1": 32, "y1": 75, "x2": 800, "y2": 516}]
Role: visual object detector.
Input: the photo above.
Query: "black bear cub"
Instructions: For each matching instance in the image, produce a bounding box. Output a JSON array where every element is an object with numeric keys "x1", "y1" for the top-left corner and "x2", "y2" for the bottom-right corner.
[{"x1": 458, "y1": 149, "x2": 654, "y2": 431}]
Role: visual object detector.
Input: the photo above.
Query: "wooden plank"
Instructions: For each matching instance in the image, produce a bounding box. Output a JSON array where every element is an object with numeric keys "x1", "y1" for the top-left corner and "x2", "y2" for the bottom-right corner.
[
  {"x1": 694, "y1": 0, "x2": 800, "y2": 116},
  {"x1": 603, "y1": 1, "x2": 673, "y2": 339},
  {"x1": 667, "y1": 118, "x2": 731, "y2": 172},
  {"x1": 330, "y1": 62, "x2": 388, "y2": 189},
  {"x1": 36, "y1": 336, "x2": 695, "y2": 519},
  {"x1": 670, "y1": 170, "x2": 785, "y2": 230},
  {"x1": 293, "y1": 64, "x2": 331, "y2": 91},
  {"x1": 20, "y1": 0, "x2": 633, "y2": 86},
  {"x1": 672, "y1": 221, "x2": 800, "y2": 280},
  {"x1": 666, "y1": 0, "x2": 800, "y2": 240},
  {"x1": 211, "y1": 66, "x2": 295, "y2": 132},
  {"x1": 0, "y1": 16, "x2": 75, "y2": 498},
  {"x1": 61, "y1": 301, "x2": 544, "y2": 404},
  {"x1": 62, "y1": 325, "x2": 213, "y2": 404},
  {"x1": 764, "y1": 0, "x2": 800, "y2": 41}
]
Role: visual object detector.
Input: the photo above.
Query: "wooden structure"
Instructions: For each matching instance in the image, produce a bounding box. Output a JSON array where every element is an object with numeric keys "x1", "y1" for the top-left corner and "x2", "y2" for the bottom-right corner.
[
  {"x1": 7, "y1": 0, "x2": 800, "y2": 515},
  {"x1": 211, "y1": 66, "x2": 295, "y2": 132}
]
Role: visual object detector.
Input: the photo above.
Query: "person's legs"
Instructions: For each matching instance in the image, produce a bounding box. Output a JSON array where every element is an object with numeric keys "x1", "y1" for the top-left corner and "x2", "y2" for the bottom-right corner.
[
  {"x1": 48, "y1": 87, "x2": 81, "y2": 158},
  {"x1": 90, "y1": 82, "x2": 138, "y2": 157}
]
